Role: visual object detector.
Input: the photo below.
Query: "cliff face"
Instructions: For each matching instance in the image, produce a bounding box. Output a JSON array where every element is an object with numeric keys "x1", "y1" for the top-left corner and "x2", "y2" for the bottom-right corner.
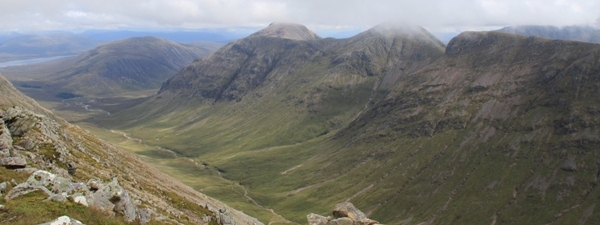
[{"x1": 0, "y1": 74, "x2": 262, "y2": 225}]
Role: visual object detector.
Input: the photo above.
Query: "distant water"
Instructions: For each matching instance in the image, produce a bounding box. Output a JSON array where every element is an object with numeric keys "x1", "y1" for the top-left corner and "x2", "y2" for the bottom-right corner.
[{"x1": 0, "y1": 55, "x2": 75, "y2": 68}]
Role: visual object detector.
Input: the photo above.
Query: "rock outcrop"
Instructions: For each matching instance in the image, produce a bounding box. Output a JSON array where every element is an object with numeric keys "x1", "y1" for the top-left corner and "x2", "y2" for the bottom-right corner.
[
  {"x1": 0, "y1": 74, "x2": 263, "y2": 225},
  {"x1": 38, "y1": 216, "x2": 85, "y2": 225},
  {"x1": 308, "y1": 202, "x2": 379, "y2": 225}
]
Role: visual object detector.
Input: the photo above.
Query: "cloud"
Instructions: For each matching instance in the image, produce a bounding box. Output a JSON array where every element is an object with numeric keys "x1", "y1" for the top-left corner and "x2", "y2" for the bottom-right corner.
[{"x1": 0, "y1": 0, "x2": 598, "y2": 32}]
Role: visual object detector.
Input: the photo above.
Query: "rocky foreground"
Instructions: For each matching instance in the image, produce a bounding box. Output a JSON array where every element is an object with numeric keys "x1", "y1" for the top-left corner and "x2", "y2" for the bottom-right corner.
[{"x1": 0, "y1": 74, "x2": 262, "y2": 224}]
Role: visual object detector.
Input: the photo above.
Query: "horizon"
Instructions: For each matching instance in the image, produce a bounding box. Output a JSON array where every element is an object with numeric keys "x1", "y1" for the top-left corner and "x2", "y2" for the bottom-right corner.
[{"x1": 2, "y1": 1, "x2": 598, "y2": 36}]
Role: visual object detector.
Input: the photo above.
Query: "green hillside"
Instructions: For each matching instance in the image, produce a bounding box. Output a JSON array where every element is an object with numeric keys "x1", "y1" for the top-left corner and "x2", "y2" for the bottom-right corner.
[{"x1": 93, "y1": 25, "x2": 600, "y2": 224}]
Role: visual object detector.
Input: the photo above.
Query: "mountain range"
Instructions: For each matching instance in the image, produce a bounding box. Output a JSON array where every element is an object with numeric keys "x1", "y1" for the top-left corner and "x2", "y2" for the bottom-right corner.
[
  {"x1": 80, "y1": 22, "x2": 600, "y2": 224},
  {"x1": 3, "y1": 21, "x2": 600, "y2": 224},
  {"x1": 1, "y1": 36, "x2": 221, "y2": 98}
]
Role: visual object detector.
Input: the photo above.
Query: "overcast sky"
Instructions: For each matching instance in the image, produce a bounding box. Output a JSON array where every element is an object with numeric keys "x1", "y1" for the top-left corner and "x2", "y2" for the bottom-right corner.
[{"x1": 1, "y1": 0, "x2": 599, "y2": 33}]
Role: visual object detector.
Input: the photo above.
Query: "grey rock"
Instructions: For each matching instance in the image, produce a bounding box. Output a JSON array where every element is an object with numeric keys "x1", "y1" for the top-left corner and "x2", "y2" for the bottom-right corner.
[
  {"x1": 333, "y1": 202, "x2": 367, "y2": 221},
  {"x1": 67, "y1": 161, "x2": 77, "y2": 175},
  {"x1": 28, "y1": 170, "x2": 57, "y2": 187},
  {"x1": 0, "y1": 119, "x2": 12, "y2": 151},
  {"x1": 88, "y1": 177, "x2": 137, "y2": 222},
  {"x1": 308, "y1": 213, "x2": 330, "y2": 225},
  {"x1": 2, "y1": 107, "x2": 38, "y2": 137},
  {"x1": 218, "y1": 208, "x2": 236, "y2": 225},
  {"x1": 327, "y1": 217, "x2": 354, "y2": 225},
  {"x1": 37, "y1": 215, "x2": 85, "y2": 225},
  {"x1": 137, "y1": 208, "x2": 152, "y2": 225},
  {"x1": 72, "y1": 193, "x2": 89, "y2": 207},
  {"x1": 0, "y1": 156, "x2": 26, "y2": 168},
  {"x1": 309, "y1": 202, "x2": 379, "y2": 225},
  {"x1": 87, "y1": 179, "x2": 103, "y2": 191},
  {"x1": 14, "y1": 167, "x2": 39, "y2": 174},
  {"x1": 0, "y1": 149, "x2": 9, "y2": 158},
  {"x1": 0, "y1": 181, "x2": 7, "y2": 195},
  {"x1": 6, "y1": 182, "x2": 52, "y2": 199},
  {"x1": 47, "y1": 193, "x2": 68, "y2": 202}
]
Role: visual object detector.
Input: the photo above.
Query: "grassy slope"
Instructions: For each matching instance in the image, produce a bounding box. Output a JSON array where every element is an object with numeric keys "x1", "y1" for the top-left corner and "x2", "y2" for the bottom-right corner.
[{"x1": 84, "y1": 31, "x2": 600, "y2": 224}]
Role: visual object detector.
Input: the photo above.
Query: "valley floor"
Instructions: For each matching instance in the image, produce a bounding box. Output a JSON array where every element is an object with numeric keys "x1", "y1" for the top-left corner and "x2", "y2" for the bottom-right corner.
[{"x1": 22, "y1": 91, "x2": 294, "y2": 224}]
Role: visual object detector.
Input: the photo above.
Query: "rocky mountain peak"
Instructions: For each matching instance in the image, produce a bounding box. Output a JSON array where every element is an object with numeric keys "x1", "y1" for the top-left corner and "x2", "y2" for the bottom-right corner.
[
  {"x1": 248, "y1": 22, "x2": 321, "y2": 41},
  {"x1": 355, "y1": 21, "x2": 445, "y2": 47}
]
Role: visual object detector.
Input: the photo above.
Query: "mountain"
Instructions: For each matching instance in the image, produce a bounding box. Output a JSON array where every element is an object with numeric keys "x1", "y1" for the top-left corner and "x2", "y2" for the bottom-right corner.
[
  {"x1": 0, "y1": 74, "x2": 261, "y2": 224},
  {"x1": 3, "y1": 36, "x2": 221, "y2": 97},
  {"x1": 99, "y1": 22, "x2": 446, "y2": 222},
  {"x1": 94, "y1": 23, "x2": 600, "y2": 225},
  {"x1": 83, "y1": 29, "x2": 248, "y2": 44},
  {"x1": 0, "y1": 32, "x2": 99, "y2": 62},
  {"x1": 497, "y1": 25, "x2": 600, "y2": 44}
]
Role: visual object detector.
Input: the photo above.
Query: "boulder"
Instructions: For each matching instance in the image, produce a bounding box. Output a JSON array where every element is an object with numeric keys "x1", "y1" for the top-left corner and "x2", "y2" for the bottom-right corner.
[
  {"x1": 0, "y1": 181, "x2": 6, "y2": 197},
  {"x1": 73, "y1": 194, "x2": 89, "y2": 207},
  {"x1": 2, "y1": 107, "x2": 37, "y2": 137},
  {"x1": 37, "y1": 215, "x2": 85, "y2": 225},
  {"x1": 6, "y1": 182, "x2": 52, "y2": 199},
  {"x1": 67, "y1": 161, "x2": 77, "y2": 175},
  {"x1": 333, "y1": 202, "x2": 367, "y2": 221},
  {"x1": 308, "y1": 213, "x2": 330, "y2": 225},
  {"x1": 328, "y1": 217, "x2": 354, "y2": 225},
  {"x1": 137, "y1": 208, "x2": 152, "y2": 225},
  {"x1": 217, "y1": 208, "x2": 236, "y2": 225},
  {"x1": 0, "y1": 156, "x2": 26, "y2": 169},
  {"x1": 308, "y1": 202, "x2": 379, "y2": 225},
  {"x1": 87, "y1": 177, "x2": 137, "y2": 222},
  {"x1": 0, "y1": 119, "x2": 12, "y2": 151}
]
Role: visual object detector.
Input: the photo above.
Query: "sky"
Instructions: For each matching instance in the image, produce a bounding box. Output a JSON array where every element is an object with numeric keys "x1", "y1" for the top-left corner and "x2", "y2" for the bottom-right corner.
[{"x1": 1, "y1": 0, "x2": 599, "y2": 34}]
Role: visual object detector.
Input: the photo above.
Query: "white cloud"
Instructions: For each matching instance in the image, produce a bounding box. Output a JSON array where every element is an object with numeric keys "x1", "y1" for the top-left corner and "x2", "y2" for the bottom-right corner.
[{"x1": 0, "y1": 0, "x2": 598, "y2": 32}]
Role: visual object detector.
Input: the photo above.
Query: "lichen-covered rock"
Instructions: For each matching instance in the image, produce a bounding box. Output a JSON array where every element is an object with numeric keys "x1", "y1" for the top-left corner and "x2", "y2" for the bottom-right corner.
[
  {"x1": 217, "y1": 208, "x2": 236, "y2": 225},
  {"x1": 137, "y1": 208, "x2": 152, "y2": 225},
  {"x1": 333, "y1": 202, "x2": 367, "y2": 221},
  {"x1": 0, "y1": 119, "x2": 12, "y2": 151},
  {"x1": 0, "y1": 181, "x2": 7, "y2": 196},
  {"x1": 87, "y1": 177, "x2": 137, "y2": 222},
  {"x1": 328, "y1": 217, "x2": 354, "y2": 225},
  {"x1": 308, "y1": 202, "x2": 379, "y2": 225},
  {"x1": 307, "y1": 213, "x2": 330, "y2": 225},
  {"x1": 0, "y1": 156, "x2": 26, "y2": 169},
  {"x1": 37, "y1": 215, "x2": 85, "y2": 225},
  {"x1": 2, "y1": 107, "x2": 38, "y2": 137}
]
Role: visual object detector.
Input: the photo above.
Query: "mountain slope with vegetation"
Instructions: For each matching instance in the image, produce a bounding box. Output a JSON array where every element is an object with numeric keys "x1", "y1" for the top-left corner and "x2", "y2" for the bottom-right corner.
[
  {"x1": 2, "y1": 36, "x2": 220, "y2": 98},
  {"x1": 76, "y1": 24, "x2": 600, "y2": 224},
  {"x1": 0, "y1": 74, "x2": 261, "y2": 225}
]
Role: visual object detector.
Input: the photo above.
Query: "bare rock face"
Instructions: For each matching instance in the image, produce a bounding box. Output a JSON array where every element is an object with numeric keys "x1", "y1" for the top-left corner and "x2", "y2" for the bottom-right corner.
[{"x1": 308, "y1": 202, "x2": 379, "y2": 225}]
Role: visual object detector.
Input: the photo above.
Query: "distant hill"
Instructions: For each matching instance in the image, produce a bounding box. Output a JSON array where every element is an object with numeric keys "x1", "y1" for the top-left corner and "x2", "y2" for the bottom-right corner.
[
  {"x1": 497, "y1": 25, "x2": 600, "y2": 43},
  {"x1": 0, "y1": 32, "x2": 99, "y2": 62},
  {"x1": 83, "y1": 29, "x2": 249, "y2": 43},
  {"x1": 1, "y1": 36, "x2": 221, "y2": 97}
]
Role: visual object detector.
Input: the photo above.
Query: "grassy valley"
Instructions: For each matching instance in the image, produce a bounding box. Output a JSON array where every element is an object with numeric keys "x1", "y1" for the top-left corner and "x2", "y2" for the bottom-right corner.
[{"x1": 5, "y1": 23, "x2": 600, "y2": 225}]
